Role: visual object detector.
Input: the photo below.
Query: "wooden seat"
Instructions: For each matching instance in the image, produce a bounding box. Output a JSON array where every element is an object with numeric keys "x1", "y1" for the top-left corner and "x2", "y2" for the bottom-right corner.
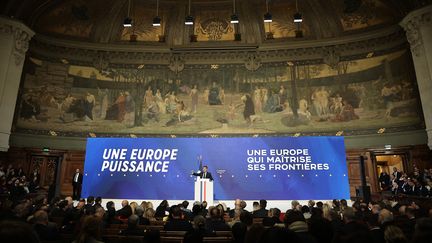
[
  {"x1": 160, "y1": 236, "x2": 184, "y2": 243},
  {"x1": 252, "y1": 218, "x2": 264, "y2": 224},
  {"x1": 118, "y1": 235, "x2": 145, "y2": 243},
  {"x1": 50, "y1": 217, "x2": 64, "y2": 228},
  {"x1": 103, "y1": 234, "x2": 121, "y2": 243},
  {"x1": 203, "y1": 236, "x2": 232, "y2": 243},
  {"x1": 150, "y1": 220, "x2": 166, "y2": 226},
  {"x1": 214, "y1": 231, "x2": 233, "y2": 237},
  {"x1": 159, "y1": 231, "x2": 187, "y2": 237}
]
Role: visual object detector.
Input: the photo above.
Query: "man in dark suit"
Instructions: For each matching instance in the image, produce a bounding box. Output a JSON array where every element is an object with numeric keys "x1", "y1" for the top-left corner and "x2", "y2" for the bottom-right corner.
[
  {"x1": 253, "y1": 200, "x2": 269, "y2": 218},
  {"x1": 392, "y1": 167, "x2": 402, "y2": 181},
  {"x1": 72, "y1": 169, "x2": 83, "y2": 200},
  {"x1": 378, "y1": 171, "x2": 391, "y2": 191},
  {"x1": 164, "y1": 206, "x2": 193, "y2": 231},
  {"x1": 192, "y1": 165, "x2": 214, "y2": 181}
]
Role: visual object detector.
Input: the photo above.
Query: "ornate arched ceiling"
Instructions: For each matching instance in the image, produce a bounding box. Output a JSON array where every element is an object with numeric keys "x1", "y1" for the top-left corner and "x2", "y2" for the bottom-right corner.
[{"x1": 1, "y1": 0, "x2": 427, "y2": 44}]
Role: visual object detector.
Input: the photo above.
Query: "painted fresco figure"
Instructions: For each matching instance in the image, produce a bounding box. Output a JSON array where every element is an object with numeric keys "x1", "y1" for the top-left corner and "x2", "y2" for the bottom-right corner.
[
  {"x1": 123, "y1": 91, "x2": 135, "y2": 127},
  {"x1": 190, "y1": 85, "x2": 199, "y2": 113},
  {"x1": 241, "y1": 94, "x2": 255, "y2": 124},
  {"x1": 98, "y1": 88, "x2": 109, "y2": 119},
  {"x1": 144, "y1": 86, "x2": 154, "y2": 108},
  {"x1": 84, "y1": 92, "x2": 95, "y2": 120},
  {"x1": 208, "y1": 82, "x2": 222, "y2": 105},
  {"x1": 20, "y1": 91, "x2": 41, "y2": 120},
  {"x1": 105, "y1": 92, "x2": 126, "y2": 121},
  {"x1": 253, "y1": 87, "x2": 262, "y2": 113},
  {"x1": 263, "y1": 90, "x2": 283, "y2": 113},
  {"x1": 155, "y1": 89, "x2": 166, "y2": 114},
  {"x1": 279, "y1": 85, "x2": 287, "y2": 105},
  {"x1": 145, "y1": 99, "x2": 160, "y2": 123}
]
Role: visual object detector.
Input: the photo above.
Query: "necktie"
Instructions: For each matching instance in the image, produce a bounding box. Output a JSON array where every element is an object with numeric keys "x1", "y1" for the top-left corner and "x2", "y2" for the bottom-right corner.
[{"x1": 204, "y1": 173, "x2": 206, "y2": 178}]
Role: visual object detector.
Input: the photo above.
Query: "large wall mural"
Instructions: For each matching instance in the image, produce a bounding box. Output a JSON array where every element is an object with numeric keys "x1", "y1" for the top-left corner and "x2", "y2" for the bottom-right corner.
[{"x1": 15, "y1": 50, "x2": 423, "y2": 136}]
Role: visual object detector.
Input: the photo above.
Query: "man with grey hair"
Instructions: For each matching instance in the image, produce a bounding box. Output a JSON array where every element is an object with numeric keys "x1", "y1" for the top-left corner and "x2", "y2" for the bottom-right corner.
[
  {"x1": 378, "y1": 209, "x2": 394, "y2": 225},
  {"x1": 120, "y1": 215, "x2": 145, "y2": 236},
  {"x1": 135, "y1": 206, "x2": 150, "y2": 225},
  {"x1": 32, "y1": 210, "x2": 60, "y2": 241}
]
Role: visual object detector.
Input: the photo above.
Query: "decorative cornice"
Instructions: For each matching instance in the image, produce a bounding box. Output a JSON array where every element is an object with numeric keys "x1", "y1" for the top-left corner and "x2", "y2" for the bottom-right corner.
[
  {"x1": 0, "y1": 16, "x2": 35, "y2": 66},
  {"x1": 29, "y1": 24, "x2": 407, "y2": 68},
  {"x1": 400, "y1": 5, "x2": 432, "y2": 57}
]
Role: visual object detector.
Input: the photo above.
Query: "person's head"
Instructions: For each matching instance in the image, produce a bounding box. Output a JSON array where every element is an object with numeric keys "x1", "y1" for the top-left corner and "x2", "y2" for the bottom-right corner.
[
  {"x1": 193, "y1": 215, "x2": 206, "y2": 229},
  {"x1": 87, "y1": 196, "x2": 95, "y2": 204},
  {"x1": 342, "y1": 207, "x2": 356, "y2": 223},
  {"x1": 145, "y1": 208, "x2": 156, "y2": 219},
  {"x1": 95, "y1": 207, "x2": 105, "y2": 218},
  {"x1": 384, "y1": 225, "x2": 407, "y2": 243},
  {"x1": 240, "y1": 200, "x2": 247, "y2": 209},
  {"x1": 128, "y1": 215, "x2": 140, "y2": 229},
  {"x1": 159, "y1": 200, "x2": 168, "y2": 208},
  {"x1": 121, "y1": 200, "x2": 129, "y2": 208},
  {"x1": 106, "y1": 201, "x2": 115, "y2": 210},
  {"x1": 77, "y1": 216, "x2": 103, "y2": 242},
  {"x1": 135, "y1": 206, "x2": 144, "y2": 217},
  {"x1": 210, "y1": 206, "x2": 222, "y2": 219},
  {"x1": 378, "y1": 209, "x2": 394, "y2": 224},
  {"x1": 405, "y1": 207, "x2": 416, "y2": 219},
  {"x1": 170, "y1": 206, "x2": 183, "y2": 219},
  {"x1": 240, "y1": 211, "x2": 253, "y2": 226},
  {"x1": 393, "y1": 167, "x2": 398, "y2": 172},
  {"x1": 284, "y1": 209, "x2": 305, "y2": 226},
  {"x1": 202, "y1": 201, "x2": 207, "y2": 209},
  {"x1": 76, "y1": 169, "x2": 80, "y2": 173},
  {"x1": 0, "y1": 220, "x2": 40, "y2": 243},
  {"x1": 316, "y1": 201, "x2": 323, "y2": 208},
  {"x1": 234, "y1": 199, "x2": 241, "y2": 209},
  {"x1": 308, "y1": 200, "x2": 315, "y2": 208},
  {"x1": 259, "y1": 200, "x2": 267, "y2": 210},
  {"x1": 291, "y1": 200, "x2": 300, "y2": 210},
  {"x1": 253, "y1": 201, "x2": 260, "y2": 211},
  {"x1": 33, "y1": 210, "x2": 49, "y2": 225},
  {"x1": 95, "y1": 197, "x2": 102, "y2": 205},
  {"x1": 365, "y1": 213, "x2": 380, "y2": 229},
  {"x1": 182, "y1": 200, "x2": 189, "y2": 209},
  {"x1": 269, "y1": 208, "x2": 281, "y2": 218},
  {"x1": 202, "y1": 166, "x2": 208, "y2": 173},
  {"x1": 412, "y1": 218, "x2": 432, "y2": 243}
]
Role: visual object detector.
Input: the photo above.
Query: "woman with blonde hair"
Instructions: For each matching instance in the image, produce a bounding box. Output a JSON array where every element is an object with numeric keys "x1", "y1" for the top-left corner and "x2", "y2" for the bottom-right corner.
[
  {"x1": 145, "y1": 208, "x2": 157, "y2": 222},
  {"x1": 129, "y1": 202, "x2": 138, "y2": 215},
  {"x1": 384, "y1": 225, "x2": 407, "y2": 243}
]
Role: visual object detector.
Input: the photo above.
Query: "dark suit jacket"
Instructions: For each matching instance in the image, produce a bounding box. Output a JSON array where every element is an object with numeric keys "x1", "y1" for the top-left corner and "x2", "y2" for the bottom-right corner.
[
  {"x1": 72, "y1": 172, "x2": 83, "y2": 185},
  {"x1": 163, "y1": 219, "x2": 193, "y2": 231},
  {"x1": 253, "y1": 208, "x2": 268, "y2": 218},
  {"x1": 193, "y1": 171, "x2": 214, "y2": 181}
]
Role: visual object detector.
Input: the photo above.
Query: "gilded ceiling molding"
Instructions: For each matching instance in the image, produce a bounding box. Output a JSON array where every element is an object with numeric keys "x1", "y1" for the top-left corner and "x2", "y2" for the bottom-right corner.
[
  {"x1": 29, "y1": 24, "x2": 406, "y2": 67},
  {"x1": 0, "y1": 16, "x2": 35, "y2": 66}
]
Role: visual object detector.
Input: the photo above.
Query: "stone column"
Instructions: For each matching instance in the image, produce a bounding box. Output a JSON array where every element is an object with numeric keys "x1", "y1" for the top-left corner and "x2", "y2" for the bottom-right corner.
[
  {"x1": 400, "y1": 5, "x2": 432, "y2": 149},
  {"x1": 0, "y1": 17, "x2": 34, "y2": 151}
]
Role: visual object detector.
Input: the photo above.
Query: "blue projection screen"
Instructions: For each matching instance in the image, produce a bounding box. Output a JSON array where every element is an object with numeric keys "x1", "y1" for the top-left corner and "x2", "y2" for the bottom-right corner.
[{"x1": 82, "y1": 137, "x2": 350, "y2": 200}]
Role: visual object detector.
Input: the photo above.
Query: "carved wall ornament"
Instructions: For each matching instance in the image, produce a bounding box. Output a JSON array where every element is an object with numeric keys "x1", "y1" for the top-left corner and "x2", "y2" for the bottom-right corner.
[
  {"x1": 197, "y1": 18, "x2": 233, "y2": 40},
  {"x1": 244, "y1": 52, "x2": 262, "y2": 71},
  {"x1": 0, "y1": 19, "x2": 34, "y2": 66},
  {"x1": 400, "y1": 7, "x2": 432, "y2": 57},
  {"x1": 323, "y1": 49, "x2": 340, "y2": 69},
  {"x1": 168, "y1": 54, "x2": 185, "y2": 73},
  {"x1": 93, "y1": 52, "x2": 110, "y2": 71}
]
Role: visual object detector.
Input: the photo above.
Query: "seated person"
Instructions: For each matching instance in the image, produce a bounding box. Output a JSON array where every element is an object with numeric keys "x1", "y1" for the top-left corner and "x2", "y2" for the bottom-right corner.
[
  {"x1": 206, "y1": 207, "x2": 230, "y2": 232},
  {"x1": 164, "y1": 206, "x2": 193, "y2": 232},
  {"x1": 120, "y1": 215, "x2": 146, "y2": 236}
]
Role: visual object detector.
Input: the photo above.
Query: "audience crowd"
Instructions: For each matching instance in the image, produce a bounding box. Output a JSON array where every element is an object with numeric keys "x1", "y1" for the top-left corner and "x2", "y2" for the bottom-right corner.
[
  {"x1": 0, "y1": 165, "x2": 432, "y2": 243},
  {"x1": 379, "y1": 166, "x2": 432, "y2": 197}
]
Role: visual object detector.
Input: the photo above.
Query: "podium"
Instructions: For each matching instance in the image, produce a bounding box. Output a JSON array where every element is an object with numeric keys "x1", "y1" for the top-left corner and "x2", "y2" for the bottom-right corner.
[{"x1": 194, "y1": 178, "x2": 213, "y2": 206}]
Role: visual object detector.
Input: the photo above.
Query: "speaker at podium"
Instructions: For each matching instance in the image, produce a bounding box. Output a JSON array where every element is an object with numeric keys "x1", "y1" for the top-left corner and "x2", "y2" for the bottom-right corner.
[{"x1": 194, "y1": 178, "x2": 214, "y2": 206}]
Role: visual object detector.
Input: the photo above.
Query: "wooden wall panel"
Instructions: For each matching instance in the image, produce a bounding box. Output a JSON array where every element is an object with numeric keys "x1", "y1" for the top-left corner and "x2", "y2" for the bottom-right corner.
[
  {"x1": 59, "y1": 151, "x2": 85, "y2": 197},
  {"x1": 1, "y1": 144, "x2": 431, "y2": 198}
]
